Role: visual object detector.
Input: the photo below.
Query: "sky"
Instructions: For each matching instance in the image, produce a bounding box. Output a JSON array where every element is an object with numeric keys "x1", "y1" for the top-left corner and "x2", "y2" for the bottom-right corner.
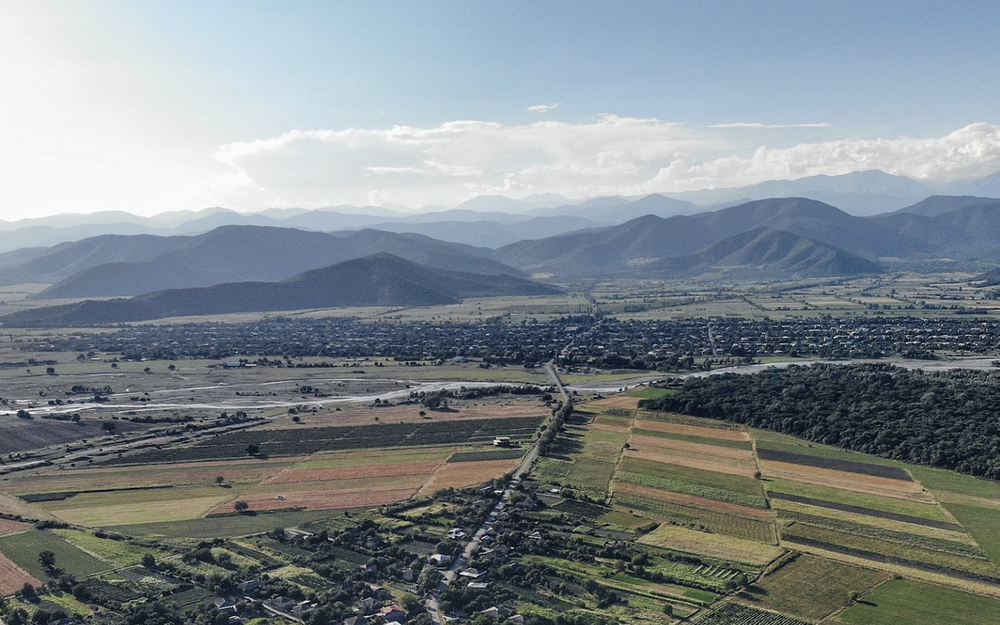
[{"x1": 1, "y1": 0, "x2": 999, "y2": 220}]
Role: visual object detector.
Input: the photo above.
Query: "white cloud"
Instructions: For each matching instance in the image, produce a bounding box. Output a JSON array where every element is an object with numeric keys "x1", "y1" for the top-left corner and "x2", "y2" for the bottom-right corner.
[
  {"x1": 527, "y1": 103, "x2": 563, "y2": 113},
  {"x1": 710, "y1": 122, "x2": 832, "y2": 129},
  {"x1": 211, "y1": 119, "x2": 1000, "y2": 209},
  {"x1": 650, "y1": 122, "x2": 1000, "y2": 191}
]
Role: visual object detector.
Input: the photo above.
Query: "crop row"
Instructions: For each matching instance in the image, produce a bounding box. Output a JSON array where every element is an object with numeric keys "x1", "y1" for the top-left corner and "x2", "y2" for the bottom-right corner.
[
  {"x1": 758, "y1": 448, "x2": 912, "y2": 481},
  {"x1": 767, "y1": 491, "x2": 960, "y2": 530},
  {"x1": 781, "y1": 522, "x2": 999, "y2": 579},
  {"x1": 447, "y1": 449, "x2": 526, "y2": 463},
  {"x1": 613, "y1": 492, "x2": 775, "y2": 543},
  {"x1": 102, "y1": 417, "x2": 544, "y2": 465},
  {"x1": 616, "y1": 470, "x2": 768, "y2": 509},
  {"x1": 697, "y1": 602, "x2": 810, "y2": 625},
  {"x1": 777, "y1": 509, "x2": 986, "y2": 559}
]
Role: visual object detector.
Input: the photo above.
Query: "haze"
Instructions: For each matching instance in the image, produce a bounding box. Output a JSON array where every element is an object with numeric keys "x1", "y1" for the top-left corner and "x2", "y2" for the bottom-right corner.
[{"x1": 1, "y1": 1, "x2": 999, "y2": 220}]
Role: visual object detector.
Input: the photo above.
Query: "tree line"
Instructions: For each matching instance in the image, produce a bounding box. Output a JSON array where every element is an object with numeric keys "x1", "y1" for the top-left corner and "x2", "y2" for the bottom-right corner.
[{"x1": 640, "y1": 363, "x2": 1000, "y2": 480}]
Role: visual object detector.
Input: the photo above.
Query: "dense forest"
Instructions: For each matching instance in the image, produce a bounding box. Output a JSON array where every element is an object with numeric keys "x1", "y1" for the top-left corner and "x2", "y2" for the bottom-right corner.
[{"x1": 639, "y1": 363, "x2": 1000, "y2": 480}]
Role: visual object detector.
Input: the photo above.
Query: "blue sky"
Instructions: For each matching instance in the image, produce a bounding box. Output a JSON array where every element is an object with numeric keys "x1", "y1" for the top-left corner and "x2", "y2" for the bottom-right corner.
[{"x1": 1, "y1": 1, "x2": 999, "y2": 218}]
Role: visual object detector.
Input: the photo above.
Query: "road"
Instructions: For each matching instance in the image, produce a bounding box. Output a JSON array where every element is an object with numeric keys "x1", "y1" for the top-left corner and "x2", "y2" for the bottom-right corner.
[{"x1": 425, "y1": 361, "x2": 567, "y2": 625}]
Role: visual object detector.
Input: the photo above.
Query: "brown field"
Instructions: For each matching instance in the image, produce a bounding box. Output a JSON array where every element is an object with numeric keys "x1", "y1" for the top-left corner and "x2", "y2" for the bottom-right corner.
[
  {"x1": 625, "y1": 448, "x2": 758, "y2": 479},
  {"x1": 416, "y1": 459, "x2": 519, "y2": 496},
  {"x1": 211, "y1": 486, "x2": 420, "y2": 514},
  {"x1": 629, "y1": 434, "x2": 755, "y2": 461},
  {"x1": 3, "y1": 457, "x2": 300, "y2": 495},
  {"x1": 0, "y1": 518, "x2": 30, "y2": 537},
  {"x1": 255, "y1": 404, "x2": 548, "y2": 430},
  {"x1": 587, "y1": 396, "x2": 641, "y2": 410},
  {"x1": 632, "y1": 419, "x2": 749, "y2": 441},
  {"x1": 0, "y1": 492, "x2": 60, "y2": 523},
  {"x1": 760, "y1": 460, "x2": 933, "y2": 502},
  {"x1": 614, "y1": 481, "x2": 774, "y2": 520},
  {"x1": 0, "y1": 552, "x2": 41, "y2": 596},
  {"x1": 255, "y1": 474, "x2": 431, "y2": 495},
  {"x1": 264, "y1": 460, "x2": 443, "y2": 484}
]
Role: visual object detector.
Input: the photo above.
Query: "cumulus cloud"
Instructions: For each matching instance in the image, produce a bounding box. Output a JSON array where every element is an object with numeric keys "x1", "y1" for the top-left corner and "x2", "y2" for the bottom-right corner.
[
  {"x1": 527, "y1": 103, "x2": 563, "y2": 113},
  {"x1": 710, "y1": 122, "x2": 832, "y2": 129},
  {"x1": 211, "y1": 118, "x2": 1000, "y2": 208},
  {"x1": 651, "y1": 122, "x2": 1000, "y2": 191}
]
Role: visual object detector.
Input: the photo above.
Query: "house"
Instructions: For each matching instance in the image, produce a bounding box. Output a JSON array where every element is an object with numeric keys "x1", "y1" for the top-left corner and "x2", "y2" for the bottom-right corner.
[
  {"x1": 493, "y1": 436, "x2": 512, "y2": 447},
  {"x1": 446, "y1": 528, "x2": 466, "y2": 540},
  {"x1": 358, "y1": 597, "x2": 377, "y2": 615},
  {"x1": 468, "y1": 582, "x2": 489, "y2": 591},
  {"x1": 480, "y1": 607, "x2": 501, "y2": 620},
  {"x1": 237, "y1": 579, "x2": 263, "y2": 595},
  {"x1": 401, "y1": 567, "x2": 415, "y2": 582},
  {"x1": 508, "y1": 615, "x2": 525, "y2": 624},
  {"x1": 345, "y1": 616, "x2": 369, "y2": 625},
  {"x1": 293, "y1": 601, "x2": 317, "y2": 617},
  {"x1": 214, "y1": 597, "x2": 238, "y2": 615},
  {"x1": 429, "y1": 553, "x2": 452, "y2": 567},
  {"x1": 358, "y1": 562, "x2": 378, "y2": 576},
  {"x1": 459, "y1": 568, "x2": 487, "y2": 580},
  {"x1": 271, "y1": 596, "x2": 298, "y2": 612},
  {"x1": 378, "y1": 605, "x2": 407, "y2": 623}
]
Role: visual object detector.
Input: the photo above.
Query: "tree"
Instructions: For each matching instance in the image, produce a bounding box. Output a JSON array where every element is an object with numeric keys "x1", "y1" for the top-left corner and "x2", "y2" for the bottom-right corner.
[
  {"x1": 38, "y1": 550, "x2": 56, "y2": 571},
  {"x1": 45, "y1": 367, "x2": 55, "y2": 375},
  {"x1": 102, "y1": 421, "x2": 117, "y2": 434},
  {"x1": 19, "y1": 582, "x2": 36, "y2": 599},
  {"x1": 245, "y1": 443, "x2": 260, "y2": 456},
  {"x1": 142, "y1": 553, "x2": 156, "y2": 569},
  {"x1": 215, "y1": 476, "x2": 226, "y2": 486},
  {"x1": 234, "y1": 500, "x2": 250, "y2": 514}
]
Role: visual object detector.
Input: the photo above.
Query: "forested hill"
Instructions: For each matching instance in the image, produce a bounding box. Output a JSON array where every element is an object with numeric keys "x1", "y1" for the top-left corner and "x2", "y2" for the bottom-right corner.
[{"x1": 639, "y1": 363, "x2": 1000, "y2": 480}]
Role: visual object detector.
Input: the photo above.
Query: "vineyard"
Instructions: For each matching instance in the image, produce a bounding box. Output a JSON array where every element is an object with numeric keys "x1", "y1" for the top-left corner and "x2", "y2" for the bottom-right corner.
[{"x1": 695, "y1": 602, "x2": 811, "y2": 625}]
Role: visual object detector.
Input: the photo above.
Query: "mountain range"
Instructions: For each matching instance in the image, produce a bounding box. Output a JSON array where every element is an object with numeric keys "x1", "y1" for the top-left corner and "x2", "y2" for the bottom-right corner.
[
  {"x1": 0, "y1": 254, "x2": 561, "y2": 326},
  {"x1": 2, "y1": 169, "x2": 998, "y2": 253},
  {"x1": 6, "y1": 186, "x2": 1000, "y2": 324}
]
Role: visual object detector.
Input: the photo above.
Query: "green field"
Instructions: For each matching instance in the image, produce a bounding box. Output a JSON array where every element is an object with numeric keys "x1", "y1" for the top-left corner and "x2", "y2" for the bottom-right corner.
[
  {"x1": 0, "y1": 530, "x2": 112, "y2": 580},
  {"x1": 781, "y1": 522, "x2": 1000, "y2": 578},
  {"x1": 939, "y1": 503, "x2": 1000, "y2": 568},
  {"x1": 621, "y1": 456, "x2": 765, "y2": 496},
  {"x1": 837, "y1": 578, "x2": 1000, "y2": 625},
  {"x1": 740, "y1": 554, "x2": 888, "y2": 621},
  {"x1": 765, "y1": 478, "x2": 951, "y2": 522},
  {"x1": 564, "y1": 458, "x2": 617, "y2": 493},
  {"x1": 614, "y1": 491, "x2": 776, "y2": 543},
  {"x1": 616, "y1": 470, "x2": 768, "y2": 509},
  {"x1": 629, "y1": 388, "x2": 677, "y2": 400},
  {"x1": 53, "y1": 529, "x2": 158, "y2": 567}
]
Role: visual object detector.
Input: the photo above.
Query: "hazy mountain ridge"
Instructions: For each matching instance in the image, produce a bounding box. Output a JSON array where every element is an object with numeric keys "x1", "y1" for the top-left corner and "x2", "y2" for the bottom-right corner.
[
  {"x1": 29, "y1": 226, "x2": 520, "y2": 299},
  {"x1": 2, "y1": 254, "x2": 561, "y2": 326},
  {"x1": 0, "y1": 168, "x2": 995, "y2": 253}
]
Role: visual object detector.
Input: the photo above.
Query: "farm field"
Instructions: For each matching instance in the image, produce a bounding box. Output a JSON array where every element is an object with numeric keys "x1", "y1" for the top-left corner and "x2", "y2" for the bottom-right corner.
[
  {"x1": 835, "y1": 578, "x2": 1000, "y2": 625},
  {"x1": 737, "y1": 554, "x2": 889, "y2": 621},
  {"x1": 0, "y1": 403, "x2": 541, "y2": 531}
]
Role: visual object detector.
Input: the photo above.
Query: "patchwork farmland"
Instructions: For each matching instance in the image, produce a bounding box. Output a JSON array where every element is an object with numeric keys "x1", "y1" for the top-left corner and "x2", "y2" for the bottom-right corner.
[{"x1": 534, "y1": 392, "x2": 1000, "y2": 623}]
